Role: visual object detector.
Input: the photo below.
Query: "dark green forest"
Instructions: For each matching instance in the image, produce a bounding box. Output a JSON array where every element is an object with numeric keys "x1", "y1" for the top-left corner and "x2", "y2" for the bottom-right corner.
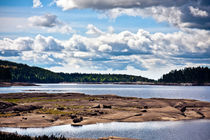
[
  {"x1": 1, "y1": 59, "x2": 210, "y2": 83},
  {"x1": 158, "y1": 67, "x2": 210, "y2": 83},
  {"x1": 0, "y1": 60, "x2": 153, "y2": 83}
]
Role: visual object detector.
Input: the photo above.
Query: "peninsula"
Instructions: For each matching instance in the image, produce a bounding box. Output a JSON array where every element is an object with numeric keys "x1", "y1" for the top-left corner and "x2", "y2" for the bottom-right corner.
[{"x1": 0, "y1": 92, "x2": 210, "y2": 128}]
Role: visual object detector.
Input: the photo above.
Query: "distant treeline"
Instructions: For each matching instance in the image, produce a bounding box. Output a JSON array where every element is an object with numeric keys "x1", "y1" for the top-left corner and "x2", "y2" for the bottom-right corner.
[
  {"x1": 1, "y1": 60, "x2": 210, "y2": 83},
  {"x1": 158, "y1": 67, "x2": 210, "y2": 83},
  {"x1": 0, "y1": 60, "x2": 153, "y2": 83}
]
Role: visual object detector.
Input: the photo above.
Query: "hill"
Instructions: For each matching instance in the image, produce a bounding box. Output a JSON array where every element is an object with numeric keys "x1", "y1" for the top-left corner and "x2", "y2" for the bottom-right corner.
[
  {"x1": 158, "y1": 67, "x2": 210, "y2": 83},
  {"x1": 0, "y1": 59, "x2": 153, "y2": 83}
]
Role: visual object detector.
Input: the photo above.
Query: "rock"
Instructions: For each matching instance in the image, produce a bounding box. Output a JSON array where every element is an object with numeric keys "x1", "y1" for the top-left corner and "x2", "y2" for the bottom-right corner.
[
  {"x1": 135, "y1": 113, "x2": 142, "y2": 116},
  {"x1": 9, "y1": 105, "x2": 42, "y2": 112},
  {"x1": 57, "y1": 107, "x2": 64, "y2": 110},
  {"x1": 141, "y1": 109, "x2": 147, "y2": 112},
  {"x1": 180, "y1": 106, "x2": 186, "y2": 112},
  {"x1": 15, "y1": 113, "x2": 21, "y2": 116},
  {"x1": 22, "y1": 117, "x2": 27, "y2": 120},
  {"x1": 90, "y1": 112, "x2": 98, "y2": 116},
  {"x1": 73, "y1": 116, "x2": 83, "y2": 123},
  {"x1": 103, "y1": 105, "x2": 112, "y2": 109},
  {"x1": 99, "y1": 111, "x2": 104, "y2": 114},
  {"x1": 93, "y1": 104, "x2": 101, "y2": 108},
  {"x1": 0, "y1": 101, "x2": 16, "y2": 110},
  {"x1": 69, "y1": 114, "x2": 77, "y2": 119},
  {"x1": 89, "y1": 99, "x2": 95, "y2": 101}
]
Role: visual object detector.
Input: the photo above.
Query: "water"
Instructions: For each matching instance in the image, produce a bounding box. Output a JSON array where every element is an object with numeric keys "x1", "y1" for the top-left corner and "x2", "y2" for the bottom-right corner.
[
  {"x1": 1, "y1": 84, "x2": 210, "y2": 139},
  {"x1": 0, "y1": 83, "x2": 210, "y2": 102},
  {"x1": 0, "y1": 120, "x2": 210, "y2": 140}
]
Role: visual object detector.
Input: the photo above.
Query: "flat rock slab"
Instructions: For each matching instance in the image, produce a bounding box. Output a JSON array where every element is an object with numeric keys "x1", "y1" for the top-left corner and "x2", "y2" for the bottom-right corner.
[{"x1": 0, "y1": 93, "x2": 210, "y2": 128}]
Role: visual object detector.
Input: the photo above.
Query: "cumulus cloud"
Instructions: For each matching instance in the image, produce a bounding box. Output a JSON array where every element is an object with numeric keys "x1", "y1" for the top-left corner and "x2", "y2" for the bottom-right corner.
[
  {"x1": 86, "y1": 24, "x2": 105, "y2": 36},
  {"x1": 189, "y1": 6, "x2": 208, "y2": 17},
  {"x1": 28, "y1": 14, "x2": 59, "y2": 28},
  {"x1": 28, "y1": 14, "x2": 73, "y2": 34},
  {"x1": 55, "y1": 0, "x2": 190, "y2": 10},
  {"x1": 33, "y1": 0, "x2": 43, "y2": 8},
  {"x1": 1, "y1": 25, "x2": 210, "y2": 79},
  {"x1": 54, "y1": 0, "x2": 210, "y2": 30}
]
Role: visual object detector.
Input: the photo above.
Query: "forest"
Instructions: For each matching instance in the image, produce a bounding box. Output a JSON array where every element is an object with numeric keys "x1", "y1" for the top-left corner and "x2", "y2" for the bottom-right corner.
[
  {"x1": 1, "y1": 59, "x2": 210, "y2": 83},
  {"x1": 158, "y1": 67, "x2": 210, "y2": 83},
  {"x1": 0, "y1": 60, "x2": 153, "y2": 83}
]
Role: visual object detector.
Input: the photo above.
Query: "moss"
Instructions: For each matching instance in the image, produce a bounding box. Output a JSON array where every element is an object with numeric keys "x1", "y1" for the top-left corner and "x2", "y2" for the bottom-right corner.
[
  {"x1": 0, "y1": 113, "x2": 17, "y2": 117},
  {"x1": 0, "y1": 97, "x2": 45, "y2": 103},
  {"x1": 0, "y1": 97, "x2": 79, "y2": 104}
]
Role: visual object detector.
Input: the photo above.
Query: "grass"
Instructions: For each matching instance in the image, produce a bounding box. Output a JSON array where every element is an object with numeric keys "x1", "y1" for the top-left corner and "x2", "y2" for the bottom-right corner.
[
  {"x1": 0, "y1": 131, "x2": 67, "y2": 140},
  {"x1": 0, "y1": 113, "x2": 17, "y2": 117},
  {"x1": 0, "y1": 97, "x2": 80, "y2": 104}
]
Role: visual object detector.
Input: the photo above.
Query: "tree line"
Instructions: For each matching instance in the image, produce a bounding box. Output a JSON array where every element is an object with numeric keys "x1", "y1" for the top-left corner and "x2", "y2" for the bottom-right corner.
[
  {"x1": 0, "y1": 60, "x2": 153, "y2": 83},
  {"x1": 1, "y1": 60, "x2": 210, "y2": 83},
  {"x1": 158, "y1": 67, "x2": 210, "y2": 83}
]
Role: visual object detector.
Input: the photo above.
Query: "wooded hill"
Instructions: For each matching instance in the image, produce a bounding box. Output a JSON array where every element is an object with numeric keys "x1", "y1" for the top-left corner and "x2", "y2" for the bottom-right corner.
[
  {"x1": 1, "y1": 59, "x2": 210, "y2": 83},
  {"x1": 0, "y1": 60, "x2": 153, "y2": 83},
  {"x1": 158, "y1": 67, "x2": 210, "y2": 83}
]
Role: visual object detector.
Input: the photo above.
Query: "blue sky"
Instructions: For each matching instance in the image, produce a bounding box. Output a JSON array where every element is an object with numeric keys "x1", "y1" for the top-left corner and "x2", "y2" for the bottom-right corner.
[{"x1": 0, "y1": 0, "x2": 210, "y2": 79}]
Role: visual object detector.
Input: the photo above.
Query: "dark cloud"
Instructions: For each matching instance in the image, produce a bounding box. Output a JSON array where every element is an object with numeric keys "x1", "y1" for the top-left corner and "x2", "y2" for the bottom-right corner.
[
  {"x1": 28, "y1": 14, "x2": 59, "y2": 28},
  {"x1": 55, "y1": 0, "x2": 210, "y2": 30}
]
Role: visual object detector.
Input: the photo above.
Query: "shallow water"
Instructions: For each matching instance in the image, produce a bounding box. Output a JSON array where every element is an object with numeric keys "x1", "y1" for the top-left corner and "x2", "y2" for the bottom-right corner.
[
  {"x1": 1, "y1": 84, "x2": 210, "y2": 139},
  {"x1": 0, "y1": 83, "x2": 210, "y2": 102},
  {"x1": 0, "y1": 120, "x2": 210, "y2": 140}
]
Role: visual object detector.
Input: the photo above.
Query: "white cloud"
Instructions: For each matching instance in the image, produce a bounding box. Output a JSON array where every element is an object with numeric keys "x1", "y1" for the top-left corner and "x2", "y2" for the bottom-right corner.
[
  {"x1": 55, "y1": 0, "x2": 188, "y2": 10},
  {"x1": 189, "y1": 6, "x2": 208, "y2": 17},
  {"x1": 28, "y1": 14, "x2": 59, "y2": 27},
  {"x1": 33, "y1": 0, "x2": 43, "y2": 8},
  {"x1": 48, "y1": 24, "x2": 73, "y2": 34},
  {"x1": 1, "y1": 26, "x2": 210, "y2": 79},
  {"x1": 54, "y1": 0, "x2": 210, "y2": 30},
  {"x1": 98, "y1": 44, "x2": 112, "y2": 52},
  {"x1": 28, "y1": 14, "x2": 73, "y2": 34},
  {"x1": 86, "y1": 24, "x2": 104, "y2": 36}
]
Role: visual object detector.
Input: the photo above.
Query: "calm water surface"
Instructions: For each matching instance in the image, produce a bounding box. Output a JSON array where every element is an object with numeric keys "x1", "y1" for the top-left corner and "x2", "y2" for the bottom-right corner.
[
  {"x1": 0, "y1": 83, "x2": 210, "y2": 102},
  {"x1": 0, "y1": 120, "x2": 210, "y2": 140},
  {"x1": 1, "y1": 84, "x2": 210, "y2": 139}
]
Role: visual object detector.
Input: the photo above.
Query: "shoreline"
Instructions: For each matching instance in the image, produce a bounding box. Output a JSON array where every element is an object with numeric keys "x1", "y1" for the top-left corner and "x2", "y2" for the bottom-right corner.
[
  {"x1": 1, "y1": 81, "x2": 210, "y2": 87},
  {"x1": 0, "y1": 92, "x2": 210, "y2": 128},
  {"x1": 0, "y1": 82, "x2": 38, "y2": 87}
]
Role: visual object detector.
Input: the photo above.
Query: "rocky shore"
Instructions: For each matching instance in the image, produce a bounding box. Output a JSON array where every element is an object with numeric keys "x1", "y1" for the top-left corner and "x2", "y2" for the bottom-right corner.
[
  {"x1": 0, "y1": 82, "x2": 37, "y2": 87},
  {"x1": 0, "y1": 92, "x2": 210, "y2": 128}
]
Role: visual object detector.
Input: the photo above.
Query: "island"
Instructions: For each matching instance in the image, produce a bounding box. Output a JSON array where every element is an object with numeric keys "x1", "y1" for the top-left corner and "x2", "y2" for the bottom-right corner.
[{"x1": 0, "y1": 92, "x2": 210, "y2": 128}]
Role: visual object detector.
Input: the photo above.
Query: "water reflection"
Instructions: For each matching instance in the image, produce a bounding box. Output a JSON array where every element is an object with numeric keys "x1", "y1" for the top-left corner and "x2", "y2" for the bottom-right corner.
[
  {"x1": 0, "y1": 120, "x2": 210, "y2": 140},
  {"x1": 0, "y1": 84, "x2": 210, "y2": 102}
]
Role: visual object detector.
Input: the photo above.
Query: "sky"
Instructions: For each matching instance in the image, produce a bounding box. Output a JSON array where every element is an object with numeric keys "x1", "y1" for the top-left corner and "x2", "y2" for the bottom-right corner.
[{"x1": 0, "y1": 0, "x2": 210, "y2": 80}]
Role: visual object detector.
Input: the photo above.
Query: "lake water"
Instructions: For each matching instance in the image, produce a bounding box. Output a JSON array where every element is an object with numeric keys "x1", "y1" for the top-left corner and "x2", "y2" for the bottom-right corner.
[
  {"x1": 0, "y1": 83, "x2": 210, "y2": 102},
  {"x1": 1, "y1": 84, "x2": 210, "y2": 139},
  {"x1": 0, "y1": 120, "x2": 210, "y2": 140}
]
